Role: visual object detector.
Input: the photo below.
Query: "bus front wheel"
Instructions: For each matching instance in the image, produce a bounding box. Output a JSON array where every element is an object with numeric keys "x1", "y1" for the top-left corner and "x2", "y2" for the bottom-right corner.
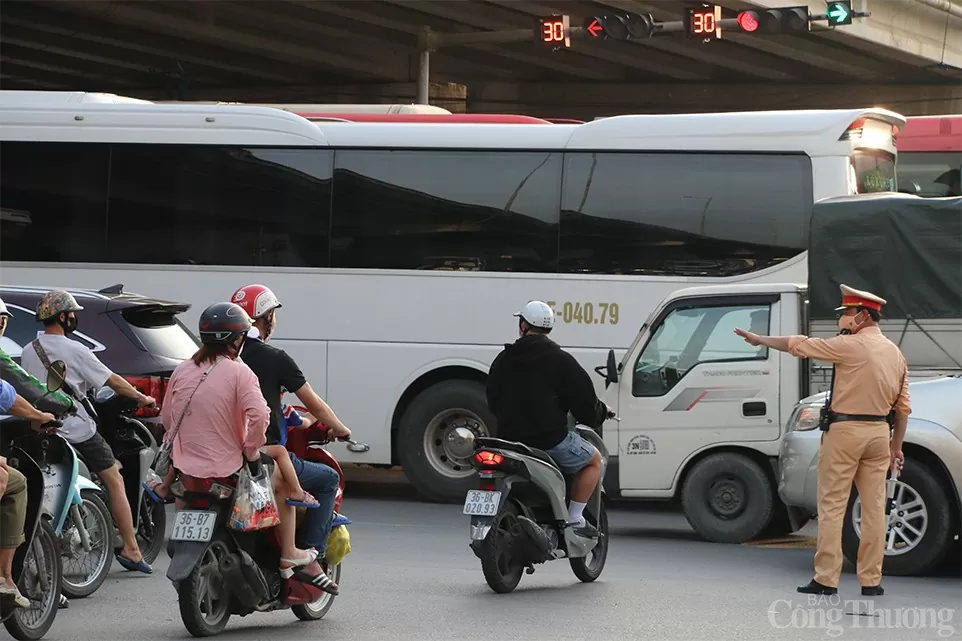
[{"x1": 397, "y1": 380, "x2": 496, "y2": 503}]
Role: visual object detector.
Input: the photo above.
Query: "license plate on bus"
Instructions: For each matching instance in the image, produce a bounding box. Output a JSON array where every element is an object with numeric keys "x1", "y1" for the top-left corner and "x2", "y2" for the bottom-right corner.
[
  {"x1": 463, "y1": 490, "x2": 501, "y2": 516},
  {"x1": 170, "y1": 510, "x2": 217, "y2": 542}
]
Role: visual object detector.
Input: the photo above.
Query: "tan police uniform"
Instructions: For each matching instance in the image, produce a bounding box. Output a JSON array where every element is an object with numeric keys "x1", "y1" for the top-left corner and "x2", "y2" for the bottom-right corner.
[{"x1": 786, "y1": 285, "x2": 910, "y2": 590}]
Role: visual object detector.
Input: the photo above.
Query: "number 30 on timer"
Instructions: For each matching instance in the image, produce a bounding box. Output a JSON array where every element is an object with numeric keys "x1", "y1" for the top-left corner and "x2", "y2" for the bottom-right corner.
[{"x1": 538, "y1": 16, "x2": 570, "y2": 48}]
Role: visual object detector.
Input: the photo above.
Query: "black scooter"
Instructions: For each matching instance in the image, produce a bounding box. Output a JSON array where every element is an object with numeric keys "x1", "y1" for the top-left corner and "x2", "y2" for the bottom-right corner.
[
  {"x1": 0, "y1": 361, "x2": 69, "y2": 641},
  {"x1": 76, "y1": 387, "x2": 166, "y2": 565}
]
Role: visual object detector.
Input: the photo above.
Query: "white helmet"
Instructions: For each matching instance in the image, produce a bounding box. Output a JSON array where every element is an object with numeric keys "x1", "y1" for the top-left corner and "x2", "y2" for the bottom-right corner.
[
  {"x1": 0, "y1": 297, "x2": 12, "y2": 319},
  {"x1": 514, "y1": 301, "x2": 554, "y2": 331}
]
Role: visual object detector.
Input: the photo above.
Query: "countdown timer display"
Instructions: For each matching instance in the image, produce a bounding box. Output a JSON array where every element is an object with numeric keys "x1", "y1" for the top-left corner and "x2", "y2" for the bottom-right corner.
[{"x1": 685, "y1": 5, "x2": 722, "y2": 39}]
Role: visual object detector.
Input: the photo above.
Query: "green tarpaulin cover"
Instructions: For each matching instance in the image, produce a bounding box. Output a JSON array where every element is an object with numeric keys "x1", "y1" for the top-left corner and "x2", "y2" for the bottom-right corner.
[{"x1": 808, "y1": 193, "x2": 962, "y2": 320}]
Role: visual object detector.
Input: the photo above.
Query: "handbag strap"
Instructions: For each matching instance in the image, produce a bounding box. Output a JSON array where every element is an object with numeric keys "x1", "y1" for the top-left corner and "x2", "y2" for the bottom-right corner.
[{"x1": 168, "y1": 359, "x2": 222, "y2": 441}]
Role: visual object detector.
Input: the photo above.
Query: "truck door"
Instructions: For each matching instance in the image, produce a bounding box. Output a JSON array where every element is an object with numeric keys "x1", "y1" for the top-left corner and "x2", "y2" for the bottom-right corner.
[{"x1": 617, "y1": 294, "x2": 782, "y2": 491}]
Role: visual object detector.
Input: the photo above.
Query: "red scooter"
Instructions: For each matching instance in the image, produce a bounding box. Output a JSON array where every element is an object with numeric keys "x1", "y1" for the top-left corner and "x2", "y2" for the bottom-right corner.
[{"x1": 165, "y1": 418, "x2": 367, "y2": 638}]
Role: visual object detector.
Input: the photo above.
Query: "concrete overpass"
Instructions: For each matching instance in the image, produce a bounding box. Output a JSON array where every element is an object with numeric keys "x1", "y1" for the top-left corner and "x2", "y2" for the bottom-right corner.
[{"x1": 1, "y1": 0, "x2": 959, "y2": 118}]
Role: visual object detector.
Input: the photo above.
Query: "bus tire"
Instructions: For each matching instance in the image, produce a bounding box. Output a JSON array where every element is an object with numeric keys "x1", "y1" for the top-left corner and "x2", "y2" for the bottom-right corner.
[
  {"x1": 397, "y1": 379, "x2": 495, "y2": 504},
  {"x1": 681, "y1": 452, "x2": 774, "y2": 544}
]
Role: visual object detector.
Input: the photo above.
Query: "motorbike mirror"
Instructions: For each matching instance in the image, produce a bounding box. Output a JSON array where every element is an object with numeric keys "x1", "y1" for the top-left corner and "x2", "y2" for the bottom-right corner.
[
  {"x1": 604, "y1": 349, "x2": 619, "y2": 389},
  {"x1": 447, "y1": 427, "x2": 477, "y2": 460},
  {"x1": 345, "y1": 440, "x2": 370, "y2": 453},
  {"x1": 46, "y1": 360, "x2": 67, "y2": 393}
]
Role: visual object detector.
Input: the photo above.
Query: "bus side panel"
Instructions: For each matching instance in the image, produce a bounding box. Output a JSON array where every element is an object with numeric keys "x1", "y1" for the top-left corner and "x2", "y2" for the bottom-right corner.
[{"x1": 325, "y1": 342, "x2": 497, "y2": 465}]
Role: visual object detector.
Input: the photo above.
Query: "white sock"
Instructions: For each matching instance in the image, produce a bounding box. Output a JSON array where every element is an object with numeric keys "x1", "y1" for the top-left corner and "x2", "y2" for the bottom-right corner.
[{"x1": 568, "y1": 501, "x2": 586, "y2": 525}]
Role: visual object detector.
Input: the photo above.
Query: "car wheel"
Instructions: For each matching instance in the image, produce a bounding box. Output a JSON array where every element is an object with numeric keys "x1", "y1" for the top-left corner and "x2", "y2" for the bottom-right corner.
[{"x1": 842, "y1": 458, "x2": 954, "y2": 576}]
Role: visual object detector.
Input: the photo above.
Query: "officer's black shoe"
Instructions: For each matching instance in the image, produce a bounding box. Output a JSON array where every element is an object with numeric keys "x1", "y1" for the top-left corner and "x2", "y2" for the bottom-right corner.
[
  {"x1": 797, "y1": 580, "x2": 837, "y2": 595},
  {"x1": 862, "y1": 585, "x2": 884, "y2": 596},
  {"x1": 571, "y1": 522, "x2": 599, "y2": 539}
]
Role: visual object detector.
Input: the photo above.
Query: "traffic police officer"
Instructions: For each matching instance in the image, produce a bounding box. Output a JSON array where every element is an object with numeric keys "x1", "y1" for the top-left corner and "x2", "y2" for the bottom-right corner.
[{"x1": 735, "y1": 284, "x2": 910, "y2": 596}]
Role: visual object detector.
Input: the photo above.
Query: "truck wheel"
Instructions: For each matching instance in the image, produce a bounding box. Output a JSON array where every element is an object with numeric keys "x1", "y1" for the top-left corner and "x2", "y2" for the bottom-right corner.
[
  {"x1": 681, "y1": 453, "x2": 774, "y2": 543},
  {"x1": 842, "y1": 458, "x2": 953, "y2": 576},
  {"x1": 397, "y1": 380, "x2": 495, "y2": 503}
]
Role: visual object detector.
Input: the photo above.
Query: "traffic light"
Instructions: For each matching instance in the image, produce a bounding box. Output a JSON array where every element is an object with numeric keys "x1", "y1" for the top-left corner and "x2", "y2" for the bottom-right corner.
[
  {"x1": 583, "y1": 13, "x2": 654, "y2": 40},
  {"x1": 825, "y1": 1, "x2": 853, "y2": 26},
  {"x1": 736, "y1": 6, "x2": 811, "y2": 33}
]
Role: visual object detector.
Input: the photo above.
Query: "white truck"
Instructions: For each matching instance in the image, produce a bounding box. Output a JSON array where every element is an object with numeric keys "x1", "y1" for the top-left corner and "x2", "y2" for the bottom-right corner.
[{"x1": 598, "y1": 193, "x2": 961, "y2": 543}]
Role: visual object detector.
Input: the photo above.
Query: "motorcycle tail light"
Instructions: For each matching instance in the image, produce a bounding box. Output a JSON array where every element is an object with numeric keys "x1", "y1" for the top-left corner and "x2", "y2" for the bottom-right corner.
[{"x1": 475, "y1": 451, "x2": 504, "y2": 466}]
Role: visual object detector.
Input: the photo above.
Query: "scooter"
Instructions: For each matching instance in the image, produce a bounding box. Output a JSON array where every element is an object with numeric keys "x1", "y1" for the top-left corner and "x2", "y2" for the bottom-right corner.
[
  {"x1": 166, "y1": 420, "x2": 368, "y2": 637},
  {"x1": 0, "y1": 361, "x2": 70, "y2": 640},
  {"x1": 451, "y1": 420, "x2": 614, "y2": 594},
  {"x1": 36, "y1": 431, "x2": 113, "y2": 599},
  {"x1": 76, "y1": 387, "x2": 166, "y2": 565}
]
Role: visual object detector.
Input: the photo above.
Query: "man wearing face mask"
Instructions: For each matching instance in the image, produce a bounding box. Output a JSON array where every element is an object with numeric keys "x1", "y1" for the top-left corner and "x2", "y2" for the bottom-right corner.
[
  {"x1": 230, "y1": 284, "x2": 347, "y2": 572},
  {"x1": 735, "y1": 284, "x2": 910, "y2": 598},
  {"x1": 20, "y1": 290, "x2": 157, "y2": 574}
]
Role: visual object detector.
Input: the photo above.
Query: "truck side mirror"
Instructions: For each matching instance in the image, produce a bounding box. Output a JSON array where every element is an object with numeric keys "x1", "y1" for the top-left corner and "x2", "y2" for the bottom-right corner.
[{"x1": 605, "y1": 349, "x2": 619, "y2": 388}]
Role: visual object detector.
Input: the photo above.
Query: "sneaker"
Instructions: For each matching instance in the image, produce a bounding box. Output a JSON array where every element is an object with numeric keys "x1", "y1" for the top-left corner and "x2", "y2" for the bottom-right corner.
[
  {"x1": 571, "y1": 521, "x2": 599, "y2": 539},
  {"x1": 0, "y1": 579, "x2": 30, "y2": 608}
]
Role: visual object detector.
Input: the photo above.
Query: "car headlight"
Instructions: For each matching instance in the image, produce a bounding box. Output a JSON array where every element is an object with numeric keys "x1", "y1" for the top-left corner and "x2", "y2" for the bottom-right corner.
[{"x1": 789, "y1": 404, "x2": 823, "y2": 432}]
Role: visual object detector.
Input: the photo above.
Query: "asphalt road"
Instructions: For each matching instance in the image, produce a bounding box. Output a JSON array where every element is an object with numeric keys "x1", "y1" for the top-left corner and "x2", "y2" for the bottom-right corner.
[{"x1": 37, "y1": 482, "x2": 961, "y2": 641}]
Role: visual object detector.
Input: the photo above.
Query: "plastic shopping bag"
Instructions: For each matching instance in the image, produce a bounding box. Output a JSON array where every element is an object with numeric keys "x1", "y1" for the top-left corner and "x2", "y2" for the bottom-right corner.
[
  {"x1": 325, "y1": 525, "x2": 352, "y2": 567},
  {"x1": 229, "y1": 461, "x2": 281, "y2": 532}
]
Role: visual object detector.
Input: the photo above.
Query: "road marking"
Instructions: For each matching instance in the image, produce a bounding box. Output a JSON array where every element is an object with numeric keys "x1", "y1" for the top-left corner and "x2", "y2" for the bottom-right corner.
[{"x1": 743, "y1": 536, "x2": 817, "y2": 549}]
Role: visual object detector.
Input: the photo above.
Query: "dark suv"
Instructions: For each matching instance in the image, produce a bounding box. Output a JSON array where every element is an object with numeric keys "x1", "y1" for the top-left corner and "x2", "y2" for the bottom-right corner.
[{"x1": 0, "y1": 283, "x2": 198, "y2": 438}]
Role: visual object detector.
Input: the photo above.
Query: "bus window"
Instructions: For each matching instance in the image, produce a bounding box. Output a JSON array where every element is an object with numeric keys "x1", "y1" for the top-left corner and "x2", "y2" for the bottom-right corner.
[{"x1": 898, "y1": 152, "x2": 961, "y2": 197}]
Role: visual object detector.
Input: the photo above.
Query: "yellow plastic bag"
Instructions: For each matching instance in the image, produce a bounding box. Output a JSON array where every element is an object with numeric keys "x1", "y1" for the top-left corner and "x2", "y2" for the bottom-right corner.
[{"x1": 325, "y1": 525, "x2": 351, "y2": 567}]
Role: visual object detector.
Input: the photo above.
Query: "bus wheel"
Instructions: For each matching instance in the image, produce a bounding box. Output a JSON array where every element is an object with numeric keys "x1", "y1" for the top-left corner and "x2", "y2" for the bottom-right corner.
[
  {"x1": 397, "y1": 380, "x2": 495, "y2": 503},
  {"x1": 680, "y1": 452, "x2": 774, "y2": 543}
]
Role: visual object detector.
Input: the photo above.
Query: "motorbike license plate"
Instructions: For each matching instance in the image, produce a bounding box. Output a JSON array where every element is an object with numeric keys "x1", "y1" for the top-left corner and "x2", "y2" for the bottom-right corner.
[
  {"x1": 462, "y1": 490, "x2": 501, "y2": 516},
  {"x1": 170, "y1": 510, "x2": 216, "y2": 542}
]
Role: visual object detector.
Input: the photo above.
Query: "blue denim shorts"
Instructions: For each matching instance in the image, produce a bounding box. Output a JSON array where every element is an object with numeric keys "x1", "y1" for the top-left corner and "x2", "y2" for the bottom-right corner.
[{"x1": 544, "y1": 430, "x2": 596, "y2": 474}]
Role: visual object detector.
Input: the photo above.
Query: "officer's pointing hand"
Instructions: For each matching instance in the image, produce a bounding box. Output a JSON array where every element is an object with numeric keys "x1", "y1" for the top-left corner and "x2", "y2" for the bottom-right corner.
[{"x1": 734, "y1": 328, "x2": 761, "y2": 346}]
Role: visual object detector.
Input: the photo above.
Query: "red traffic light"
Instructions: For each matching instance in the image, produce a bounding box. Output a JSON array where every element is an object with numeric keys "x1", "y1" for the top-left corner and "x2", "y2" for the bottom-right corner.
[{"x1": 737, "y1": 11, "x2": 760, "y2": 32}]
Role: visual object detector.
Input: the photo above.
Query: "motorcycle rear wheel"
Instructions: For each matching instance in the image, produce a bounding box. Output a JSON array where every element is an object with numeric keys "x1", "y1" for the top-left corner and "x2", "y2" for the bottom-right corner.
[
  {"x1": 177, "y1": 540, "x2": 232, "y2": 638},
  {"x1": 569, "y1": 502, "x2": 609, "y2": 583},
  {"x1": 292, "y1": 562, "x2": 341, "y2": 621},
  {"x1": 480, "y1": 504, "x2": 524, "y2": 594},
  {"x1": 138, "y1": 494, "x2": 166, "y2": 565},
  {"x1": 3, "y1": 520, "x2": 62, "y2": 641},
  {"x1": 61, "y1": 491, "x2": 113, "y2": 599}
]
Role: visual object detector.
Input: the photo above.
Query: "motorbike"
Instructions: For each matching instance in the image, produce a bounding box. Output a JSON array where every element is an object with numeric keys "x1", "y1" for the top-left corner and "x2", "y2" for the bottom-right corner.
[
  {"x1": 37, "y1": 430, "x2": 113, "y2": 600},
  {"x1": 451, "y1": 420, "x2": 614, "y2": 594},
  {"x1": 166, "y1": 419, "x2": 369, "y2": 637},
  {"x1": 0, "y1": 361, "x2": 69, "y2": 640},
  {"x1": 76, "y1": 387, "x2": 166, "y2": 565}
]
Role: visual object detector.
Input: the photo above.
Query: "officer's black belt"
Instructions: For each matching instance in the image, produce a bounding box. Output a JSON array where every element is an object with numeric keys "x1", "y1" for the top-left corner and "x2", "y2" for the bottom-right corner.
[{"x1": 830, "y1": 413, "x2": 889, "y2": 423}]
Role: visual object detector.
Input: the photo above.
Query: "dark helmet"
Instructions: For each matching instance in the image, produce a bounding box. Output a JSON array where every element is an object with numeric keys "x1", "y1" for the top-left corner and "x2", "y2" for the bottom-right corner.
[{"x1": 198, "y1": 302, "x2": 251, "y2": 345}]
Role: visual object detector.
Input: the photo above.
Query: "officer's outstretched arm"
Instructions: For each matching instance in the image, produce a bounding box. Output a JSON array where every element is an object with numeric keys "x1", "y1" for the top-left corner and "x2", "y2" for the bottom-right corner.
[{"x1": 783, "y1": 335, "x2": 855, "y2": 364}]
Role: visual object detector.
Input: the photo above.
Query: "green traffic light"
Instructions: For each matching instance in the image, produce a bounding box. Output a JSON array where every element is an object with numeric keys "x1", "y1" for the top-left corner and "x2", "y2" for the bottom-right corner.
[{"x1": 826, "y1": 1, "x2": 853, "y2": 25}]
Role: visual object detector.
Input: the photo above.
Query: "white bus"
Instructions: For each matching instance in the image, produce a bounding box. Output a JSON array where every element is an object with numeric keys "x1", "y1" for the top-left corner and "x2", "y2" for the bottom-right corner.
[{"x1": 0, "y1": 91, "x2": 904, "y2": 502}]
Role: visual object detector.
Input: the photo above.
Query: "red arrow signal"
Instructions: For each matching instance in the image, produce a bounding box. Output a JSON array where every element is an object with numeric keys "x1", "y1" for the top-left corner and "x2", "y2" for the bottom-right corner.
[{"x1": 586, "y1": 17, "x2": 603, "y2": 37}]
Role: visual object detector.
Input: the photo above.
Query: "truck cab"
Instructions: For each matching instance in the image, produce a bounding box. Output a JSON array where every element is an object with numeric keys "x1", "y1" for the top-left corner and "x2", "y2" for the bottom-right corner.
[{"x1": 601, "y1": 282, "x2": 807, "y2": 543}]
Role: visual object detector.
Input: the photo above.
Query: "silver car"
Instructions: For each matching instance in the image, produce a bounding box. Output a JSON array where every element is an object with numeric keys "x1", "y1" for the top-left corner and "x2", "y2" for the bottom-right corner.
[{"x1": 778, "y1": 375, "x2": 962, "y2": 576}]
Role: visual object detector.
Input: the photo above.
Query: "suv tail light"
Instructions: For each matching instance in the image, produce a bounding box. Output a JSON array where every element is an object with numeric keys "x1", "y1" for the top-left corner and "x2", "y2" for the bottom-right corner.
[{"x1": 124, "y1": 376, "x2": 168, "y2": 418}]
